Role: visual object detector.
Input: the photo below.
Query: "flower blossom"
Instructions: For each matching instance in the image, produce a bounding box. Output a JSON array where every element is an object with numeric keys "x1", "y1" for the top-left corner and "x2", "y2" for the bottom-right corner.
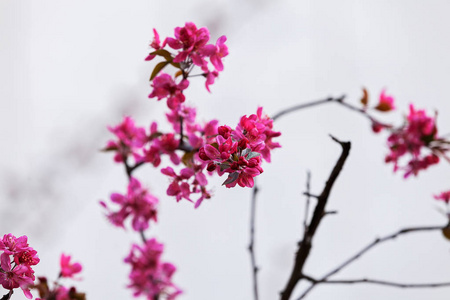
[
  {"x1": 105, "y1": 116, "x2": 147, "y2": 163},
  {"x1": 125, "y1": 239, "x2": 181, "y2": 300},
  {"x1": 0, "y1": 234, "x2": 39, "y2": 299},
  {"x1": 385, "y1": 104, "x2": 444, "y2": 177},
  {"x1": 146, "y1": 22, "x2": 228, "y2": 95},
  {"x1": 60, "y1": 254, "x2": 82, "y2": 279},
  {"x1": 101, "y1": 177, "x2": 158, "y2": 231},
  {"x1": 434, "y1": 191, "x2": 450, "y2": 204},
  {"x1": 375, "y1": 89, "x2": 395, "y2": 112},
  {"x1": 199, "y1": 107, "x2": 280, "y2": 188},
  {"x1": 149, "y1": 73, "x2": 189, "y2": 110}
]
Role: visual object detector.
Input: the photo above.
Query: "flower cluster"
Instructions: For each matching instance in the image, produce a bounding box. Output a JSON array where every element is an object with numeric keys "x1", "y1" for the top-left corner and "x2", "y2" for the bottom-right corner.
[
  {"x1": 0, "y1": 234, "x2": 39, "y2": 299},
  {"x1": 32, "y1": 254, "x2": 85, "y2": 300},
  {"x1": 125, "y1": 239, "x2": 181, "y2": 300},
  {"x1": 199, "y1": 107, "x2": 281, "y2": 188},
  {"x1": 146, "y1": 22, "x2": 229, "y2": 110},
  {"x1": 434, "y1": 191, "x2": 450, "y2": 204},
  {"x1": 384, "y1": 104, "x2": 446, "y2": 177},
  {"x1": 101, "y1": 177, "x2": 159, "y2": 231}
]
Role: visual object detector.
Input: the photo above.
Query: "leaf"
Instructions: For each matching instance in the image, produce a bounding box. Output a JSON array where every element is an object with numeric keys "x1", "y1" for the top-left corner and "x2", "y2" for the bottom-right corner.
[
  {"x1": 241, "y1": 148, "x2": 251, "y2": 156},
  {"x1": 181, "y1": 151, "x2": 195, "y2": 167},
  {"x1": 150, "y1": 61, "x2": 169, "y2": 81},
  {"x1": 246, "y1": 151, "x2": 260, "y2": 160},
  {"x1": 360, "y1": 87, "x2": 369, "y2": 107},
  {"x1": 169, "y1": 61, "x2": 181, "y2": 69},
  {"x1": 150, "y1": 49, "x2": 173, "y2": 62},
  {"x1": 222, "y1": 172, "x2": 239, "y2": 186},
  {"x1": 174, "y1": 70, "x2": 183, "y2": 78},
  {"x1": 219, "y1": 163, "x2": 230, "y2": 172}
]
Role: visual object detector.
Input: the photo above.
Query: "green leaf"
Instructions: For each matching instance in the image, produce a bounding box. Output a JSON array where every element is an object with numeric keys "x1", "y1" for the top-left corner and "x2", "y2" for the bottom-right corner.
[
  {"x1": 222, "y1": 172, "x2": 239, "y2": 186},
  {"x1": 150, "y1": 61, "x2": 169, "y2": 81},
  {"x1": 150, "y1": 49, "x2": 173, "y2": 62},
  {"x1": 219, "y1": 163, "x2": 230, "y2": 172},
  {"x1": 246, "y1": 152, "x2": 261, "y2": 160}
]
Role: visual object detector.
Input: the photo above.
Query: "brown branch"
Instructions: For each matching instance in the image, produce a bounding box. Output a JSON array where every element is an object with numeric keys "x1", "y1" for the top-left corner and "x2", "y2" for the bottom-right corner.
[
  {"x1": 303, "y1": 171, "x2": 312, "y2": 238},
  {"x1": 309, "y1": 277, "x2": 450, "y2": 288},
  {"x1": 0, "y1": 290, "x2": 13, "y2": 300},
  {"x1": 280, "y1": 136, "x2": 351, "y2": 300},
  {"x1": 272, "y1": 95, "x2": 389, "y2": 129},
  {"x1": 272, "y1": 96, "x2": 344, "y2": 121},
  {"x1": 296, "y1": 224, "x2": 447, "y2": 299},
  {"x1": 249, "y1": 184, "x2": 260, "y2": 300}
]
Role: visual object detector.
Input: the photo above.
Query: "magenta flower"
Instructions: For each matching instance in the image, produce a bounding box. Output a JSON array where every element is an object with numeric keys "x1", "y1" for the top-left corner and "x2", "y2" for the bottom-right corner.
[
  {"x1": 201, "y1": 35, "x2": 229, "y2": 72},
  {"x1": 106, "y1": 116, "x2": 147, "y2": 163},
  {"x1": 125, "y1": 239, "x2": 182, "y2": 299},
  {"x1": 434, "y1": 191, "x2": 450, "y2": 204},
  {"x1": 60, "y1": 254, "x2": 82, "y2": 278},
  {"x1": 375, "y1": 89, "x2": 395, "y2": 112},
  {"x1": 101, "y1": 177, "x2": 159, "y2": 231},
  {"x1": 149, "y1": 73, "x2": 189, "y2": 109},
  {"x1": 0, "y1": 252, "x2": 35, "y2": 299},
  {"x1": 385, "y1": 104, "x2": 442, "y2": 177},
  {"x1": 144, "y1": 29, "x2": 166, "y2": 61}
]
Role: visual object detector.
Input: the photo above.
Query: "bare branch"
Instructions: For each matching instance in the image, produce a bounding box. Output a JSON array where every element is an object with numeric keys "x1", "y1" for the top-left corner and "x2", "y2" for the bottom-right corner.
[
  {"x1": 280, "y1": 137, "x2": 351, "y2": 300},
  {"x1": 249, "y1": 184, "x2": 260, "y2": 300},
  {"x1": 317, "y1": 278, "x2": 450, "y2": 288},
  {"x1": 297, "y1": 225, "x2": 447, "y2": 300},
  {"x1": 303, "y1": 171, "x2": 311, "y2": 237}
]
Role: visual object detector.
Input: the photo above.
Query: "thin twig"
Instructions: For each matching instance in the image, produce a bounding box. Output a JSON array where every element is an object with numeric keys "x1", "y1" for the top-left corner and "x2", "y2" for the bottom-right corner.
[
  {"x1": 312, "y1": 277, "x2": 450, "y2": 288},
  {"x1": 280, "y1": 137, "x2": 351, "y2": 300},
  {"x1": 323, "y1": 225, "x2": 446, "y2": 280},
  {"x1": 296, "y1": 225, "x2": 447, "y2": 300},
  {"x1": 249, "y1": 184, "x2": 260, "y2": 300},
  {"x1": 303, "y1": 171, "x2": 311, "y2": 237},
  {"x1": 272, "y1": 96, "x2": 343, "y2": 121}
]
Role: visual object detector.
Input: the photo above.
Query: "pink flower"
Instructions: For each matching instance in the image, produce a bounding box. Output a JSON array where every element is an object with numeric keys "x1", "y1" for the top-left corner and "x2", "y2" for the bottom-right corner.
[
  {"x1": 106, "y1": 116, "x2": 147, "y2": 163},
  {"x1": 145, "y1": 29, "x2": 166, "y2": 61},
  {"x1": 149, "y1": 73, "x2": 189, "y2": 109},
  {"x1": 201, "y1": 36, "x2": 229, "y2": 72},
  {"x1": 434, "y1": 191, "x2": 450, "y2": 204},
  {"x1": 0, "y1": 253, "x2": 34, "y2": 299},
  {"x1": 375, "y1": 89, "x2": 395, "y2": 112},
  {"x1": 101, "y1": 177, "x2": 159, "y2": 231},
  {"x1": 166, "y1": 22, "x2": 210, "y2": 63},
  {"x1": 125, "y1": 239, "x2": 181, "y2": 299},
  {"x1": 60, "y1": 254, "x2": 82, "y2": 278},
  {"x1": 385, "y1": 104, "x2": 441, "y2": 177}
]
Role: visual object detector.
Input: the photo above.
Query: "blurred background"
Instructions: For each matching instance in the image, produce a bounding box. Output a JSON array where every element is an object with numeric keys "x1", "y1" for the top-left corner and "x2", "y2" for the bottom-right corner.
[{"x1": 1, "y1": 0, "x2": 450, "y2": 299}]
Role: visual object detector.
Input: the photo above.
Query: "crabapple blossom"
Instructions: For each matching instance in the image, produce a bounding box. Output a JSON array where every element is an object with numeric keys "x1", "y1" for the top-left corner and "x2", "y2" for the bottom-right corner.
[
  {"x1": 0, "y1": 234, "x2": 39, "y2": 299},
  {"x1": 60, "y1": 254, "x2": 82, "y2": 279},
  {"x1": 104, "y1": 116, "x2": 147, "y2": 163},
  {"x1": 375, "y1": 89, "x2": 395, "y2": 112},
  {"x1": 384, "y1": 104, "x2": 445, "y2": 177},
  {"x1": 434, "y1": 191, "x2": 450, "y2": 204},
  {"x1": 101, "y1": 177, "x2": 158, "y2": 231},
  {"x1": 125, "y1": 239, "x2": 181, "y2": 300}
]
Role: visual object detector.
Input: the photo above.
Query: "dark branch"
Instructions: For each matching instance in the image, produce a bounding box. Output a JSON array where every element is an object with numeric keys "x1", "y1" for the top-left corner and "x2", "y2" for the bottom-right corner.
[
  {"x1": 297, "y1": 225, "x2": 447, "y2": 300},
  {"x1": 272, "y1": 96, "x2": 344, "y2": 121},
  {"x1": 1, "y1": 290, "x2": 13, "y2": 300},
  {"x1": 249, "y1": 184, "x2": 260, "y2": 300},
  {"x1": 316, "y1": 278, "x2": 450, "y2": 288},
  {"x1": 303, "y1": 171, "x2": 311, "y2": 237},
  {"x1": 280, "y1": 136, "x2": 351, "y2": 300}
]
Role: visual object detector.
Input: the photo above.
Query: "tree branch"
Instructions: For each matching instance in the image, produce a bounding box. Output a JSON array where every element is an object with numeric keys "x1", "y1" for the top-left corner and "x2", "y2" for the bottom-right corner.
[
  {"x1": 249, "y1": 184, "x2": 260, "y2": 300},
  {"x1": 296, "y1": 224, "x2": 448, "y2": 299},
  {"x1": 309, "y1": 277, "x2": 450, "y2": 288},
  {"x1": 280, "y1": 136, "x2": 351, "y2": 300}
]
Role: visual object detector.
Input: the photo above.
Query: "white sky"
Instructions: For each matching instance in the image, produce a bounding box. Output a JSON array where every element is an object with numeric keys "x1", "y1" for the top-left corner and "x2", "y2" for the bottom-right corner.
[{"x1": 1, "y1": 1, "x2": 450, "y2": 299}]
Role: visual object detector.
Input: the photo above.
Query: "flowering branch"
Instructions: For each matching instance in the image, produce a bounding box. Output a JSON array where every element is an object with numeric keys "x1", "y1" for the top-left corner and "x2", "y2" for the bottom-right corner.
[
  {"x1": 280, "y1": 136, "x2": 351, "y2": 300},
  {"x1": 248, "y1": 184, "x2": 260, "y2": 300},
  {"x1": 296, "y1": 224, "x2": 449, "y2": 299}
]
